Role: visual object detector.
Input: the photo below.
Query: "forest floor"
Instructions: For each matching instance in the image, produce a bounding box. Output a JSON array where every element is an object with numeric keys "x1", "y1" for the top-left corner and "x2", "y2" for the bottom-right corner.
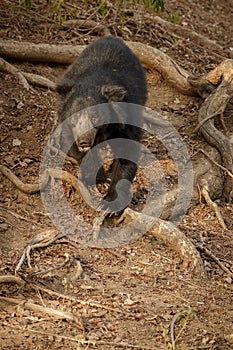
[{"x1": 0, "y1": 1, "x2": 233, "y2": 349}]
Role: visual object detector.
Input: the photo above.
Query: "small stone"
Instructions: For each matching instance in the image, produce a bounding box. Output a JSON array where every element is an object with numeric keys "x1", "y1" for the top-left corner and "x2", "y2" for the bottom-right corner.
[
  {"x1": 17, "y1": 102, "x2": 24, "y2": 109},
  {"x1": 0, "y1": 223, "x2": 8, "y2": 232},
  {"x1": 13, "y1": 138, "x2": 21, "y2": 147},
  {"x1": 225, "y1": 334, "x2": 233, "y2": 344},
  {"x1": 124, "y1": 297, "x2": 136, "y2": 306},
  {"x1": 224, "y1": 276, "x2": 232, "y2": 284}
]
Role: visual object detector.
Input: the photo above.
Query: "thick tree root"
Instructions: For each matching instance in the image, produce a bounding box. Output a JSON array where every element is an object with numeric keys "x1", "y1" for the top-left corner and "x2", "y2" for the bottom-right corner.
[
  {"x1": 0, "y1": 39, "x2": 194, "y2": 95},
  {"x1": 189, "y1": 59, "x2": 233, "y2": 202},
  {"x1": 0, "y1": 57, "x2": 30, "y2": 90},
  {"x1": 123, "y1": 208, "x2": 205, "y2": 277},
  {"x1": 14, "y1": 208, "x2": 205, "y2": 277},
  {"x1": 1, "y1": 42, "x2": 232, "y2": 277}
]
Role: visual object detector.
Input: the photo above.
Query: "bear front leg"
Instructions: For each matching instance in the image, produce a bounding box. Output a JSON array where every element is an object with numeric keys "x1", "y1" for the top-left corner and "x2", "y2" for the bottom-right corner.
[{"x1": 103, "y1": 158, "x2": 137, "y2": 215}]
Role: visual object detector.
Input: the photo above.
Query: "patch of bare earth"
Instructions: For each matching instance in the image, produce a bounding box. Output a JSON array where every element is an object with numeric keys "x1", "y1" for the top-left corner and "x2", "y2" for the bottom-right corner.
[{"x1": 0, "y1": 1, "x2": 232, "y2": 349}]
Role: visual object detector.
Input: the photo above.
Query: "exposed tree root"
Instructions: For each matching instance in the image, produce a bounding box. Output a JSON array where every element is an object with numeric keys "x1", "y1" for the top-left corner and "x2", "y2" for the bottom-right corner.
[
  {"x1": 0, "y1": 165, "x2": 43, "y2": 193},
  {"x1": 0, "y1": 165, "x2": 83, "y2": 195},
  {"x1": 127, "y1": 41, "x2": 195, "y2": 95},
  {"x1": 189, "y1": 59, "x2": 233, "y2": 202},
  {"x1": 14, "y1": 208, "x2": 205, "y2": 277},
  {"x1": 123, "y1": 208, "x2": 205, "y2": 277},
  {"x1": 1, "y1": 41, "x2": 232, "y2": 278},
  {"x1": 15, "y1": 229, "x2": 65, "y2": 272},
  {"x1": 0, "y1": 160, "x2": 221, "y2": 277},
  {"x1": 0, "y1": 58, "x2": 56, "y2": 90},
  {"x1": 22, "y1": 72, "x2": 56, "y2": 90},
  {"x1": 0, "y1": 275, "x2": 25, "y2": 286},
  {"x1": 0, "y1": 39, "x2": 84, "y2": 64},
  {"x1": 0, "y1": 40, "x2": 231, "y2": 99},
  {"x1": 0, "y1": 39, "x2": 195, "y2": 95},
  {"x1": 0, "y1": 57, "x2": 30, "y2": 90},
  {"x1": 194, "y1": 108, "x2": 226, "y2": 132}
]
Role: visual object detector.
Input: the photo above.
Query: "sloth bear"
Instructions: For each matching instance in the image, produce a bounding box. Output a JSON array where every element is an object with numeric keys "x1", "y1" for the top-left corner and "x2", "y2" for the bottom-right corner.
[{"x1": 56, "y1": 36, "x2": 147, "y2": 213}]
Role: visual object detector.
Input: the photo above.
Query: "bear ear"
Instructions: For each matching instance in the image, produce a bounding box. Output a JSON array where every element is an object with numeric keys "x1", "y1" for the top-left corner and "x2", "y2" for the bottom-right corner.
[
  {"x1": 101, "y1": 85, "x2": 127, "y2": 102},
  {"x1": 56, "y1": 78, "x2": 75, "y2": 95}
]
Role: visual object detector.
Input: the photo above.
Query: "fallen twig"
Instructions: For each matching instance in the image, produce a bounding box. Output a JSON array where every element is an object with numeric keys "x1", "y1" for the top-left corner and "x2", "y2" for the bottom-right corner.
[
  {"x1": 146, "y1": 15, "x2": 228, "y2": 57},
  {"x1": 14, "y1": 326, "x2": 151, "y2": 349},
  {"x1": 200, "y1": 182, "x2": 227, "y2": 229},
  {"x1": 0, "y1": 296, "x2": 85, "y2": 330},
  {"x1": 61, "y1": 18, "x2": 111, "y2": 36},
  {"x1": 29, "y1": 253, "x2": 70, "y2": 276},
  {"x1": 194, "y1": 108, "x2": 226, "y2": 132},
  {"x1": 200, "y1": 149, "x2": 233, "y2": 179},
  {"x1": 0, "y1": 275, "x2": 24, "y2": 286},
  {"x1": 0, "y1": 206, "x2": 40, "y2": 225},
  {"x1": 0, "y1": 275, "x2": 147, "y2": 321},
  {"x1": 197, "y1": 245, "x2": 232, "y2": 276},
  {"x1": 49, "y1": 145, "x2": 78, "y2": 165},
  {"x1": 170, "y1": 309, "x2": 193, "y2": 349},
  {"x1": 31, "y1": 284, "x2": 132, "y2": 316}
]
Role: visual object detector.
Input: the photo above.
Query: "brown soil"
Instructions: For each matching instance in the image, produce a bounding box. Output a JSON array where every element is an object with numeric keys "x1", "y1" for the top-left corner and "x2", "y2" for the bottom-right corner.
[{"x1": 0, "y1": 1, "x2": 232, "y2": 349}]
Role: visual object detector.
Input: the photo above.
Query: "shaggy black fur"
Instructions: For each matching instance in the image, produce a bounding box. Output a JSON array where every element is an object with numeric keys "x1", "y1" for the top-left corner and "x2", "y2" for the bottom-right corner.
[{"x1": 56, "y1": 36, "x2": 147, "y2": 213}]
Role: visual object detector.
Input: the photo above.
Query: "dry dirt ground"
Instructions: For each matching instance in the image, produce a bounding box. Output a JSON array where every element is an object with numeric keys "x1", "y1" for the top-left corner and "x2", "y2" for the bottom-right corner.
[{"x1": 0, "y1": 1, "x2": 233, "y2": 349}]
